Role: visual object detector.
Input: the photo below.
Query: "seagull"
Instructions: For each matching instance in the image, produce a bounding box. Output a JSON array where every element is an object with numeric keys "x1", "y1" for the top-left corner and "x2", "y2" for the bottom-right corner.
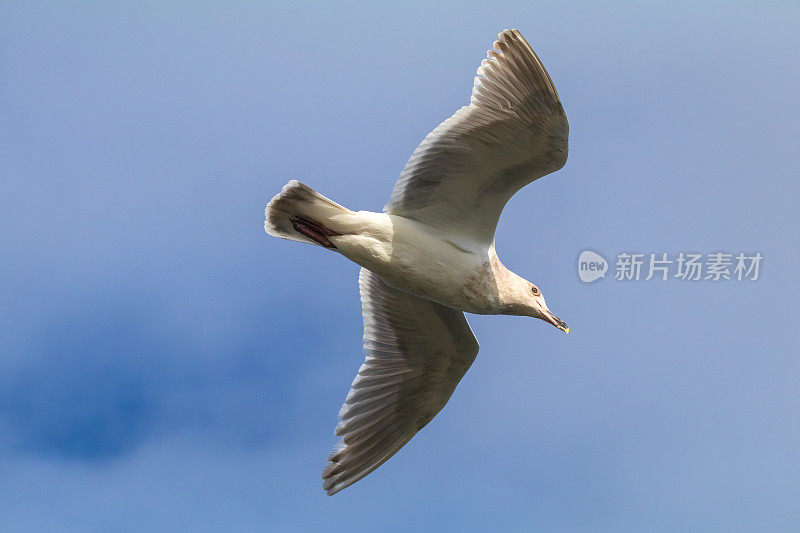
[{"x1": 265, "y1": 29, "x2": 569, "y2": 495}]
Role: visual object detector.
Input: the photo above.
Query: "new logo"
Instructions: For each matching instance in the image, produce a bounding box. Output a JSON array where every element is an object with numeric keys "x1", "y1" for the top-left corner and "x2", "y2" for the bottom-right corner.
[{"x1": 578, "y1": 250, "x2": 608, "y2": 283}]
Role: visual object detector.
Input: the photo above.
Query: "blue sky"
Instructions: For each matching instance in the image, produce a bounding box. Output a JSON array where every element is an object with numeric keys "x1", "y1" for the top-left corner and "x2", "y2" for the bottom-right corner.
[{"x1": 1, "y1": 2, "x2": 799, "y2": 531}]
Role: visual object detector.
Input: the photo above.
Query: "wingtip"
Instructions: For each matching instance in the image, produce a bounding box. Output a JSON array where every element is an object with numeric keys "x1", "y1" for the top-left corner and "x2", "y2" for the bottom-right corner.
[
  {"x1": 498, "y1": 28, "x2": 520, "y2": 40},
  {"x1": 324, "y1": 483, "x2": 345, "y2": 496},
  {"x1": 493, "y1": 28, "x2": 534, "y2": 57},
  {"x1": 321, "y1": 464, "x2": 351, "y2": 496}
]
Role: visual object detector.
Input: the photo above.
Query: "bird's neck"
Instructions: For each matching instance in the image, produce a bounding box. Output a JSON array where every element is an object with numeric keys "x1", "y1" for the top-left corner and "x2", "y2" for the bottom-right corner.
[{"x1": 487, "y1": 250, "x2": 532, "y2": 315}]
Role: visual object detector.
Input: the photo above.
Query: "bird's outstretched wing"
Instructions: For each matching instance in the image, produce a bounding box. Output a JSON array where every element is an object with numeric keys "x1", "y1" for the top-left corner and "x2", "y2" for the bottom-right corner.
[
  {"x1": 322, "y1": 268, "x2": 479, "y2": 495},
  {"x1": 386, "y1": 29, "x2": 569, "y2": 246}
]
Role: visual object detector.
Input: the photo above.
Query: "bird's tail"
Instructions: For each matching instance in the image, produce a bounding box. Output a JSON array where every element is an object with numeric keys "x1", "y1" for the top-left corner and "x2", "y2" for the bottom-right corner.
[{"x1": 265, "y1": 180, "x2": 351, "y2": 248}]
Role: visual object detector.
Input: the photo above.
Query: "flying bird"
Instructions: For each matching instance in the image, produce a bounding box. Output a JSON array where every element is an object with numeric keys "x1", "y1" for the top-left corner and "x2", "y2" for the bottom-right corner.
[{"x1": 265, "y1": 29, "x2": 569, "y2": 495}]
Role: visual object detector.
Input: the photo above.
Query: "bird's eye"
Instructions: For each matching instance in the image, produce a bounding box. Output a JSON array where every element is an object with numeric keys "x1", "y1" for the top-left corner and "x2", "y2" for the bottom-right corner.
[{"x1": 531, "y1": 286, "x2": 539, "y2": 295}]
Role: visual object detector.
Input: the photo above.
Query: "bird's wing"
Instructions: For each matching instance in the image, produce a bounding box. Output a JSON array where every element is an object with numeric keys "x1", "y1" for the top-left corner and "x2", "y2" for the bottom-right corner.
[
  {"x1": 322, "y1": 268, "x2": 479, "y2": 495},
  {"x1": 386, "y1": 29, "x2": 569, "y2": 246}
]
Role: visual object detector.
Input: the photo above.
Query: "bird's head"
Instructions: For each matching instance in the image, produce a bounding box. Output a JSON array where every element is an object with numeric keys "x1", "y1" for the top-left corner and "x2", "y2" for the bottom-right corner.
[
  {"x1": 527, "y1": 283, "x2": 568, "y2": 333},
  {"x1": 503, "y1": 278, "x2": 568, "y2": 334}
]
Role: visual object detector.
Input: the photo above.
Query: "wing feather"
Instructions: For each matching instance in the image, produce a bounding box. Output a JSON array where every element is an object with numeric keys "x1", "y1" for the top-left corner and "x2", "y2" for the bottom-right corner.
[
  {"x1": 322, "y1": 268, "x2": 479, "y2": 495},
  {"x1": 385, "y1": 29, "x2": 569, "y2": 246}
]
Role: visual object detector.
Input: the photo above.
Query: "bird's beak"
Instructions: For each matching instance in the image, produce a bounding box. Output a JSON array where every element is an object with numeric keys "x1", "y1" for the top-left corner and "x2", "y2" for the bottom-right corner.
[{"x1": 543, "y1": 310, "x2": 569, "y2": 334}]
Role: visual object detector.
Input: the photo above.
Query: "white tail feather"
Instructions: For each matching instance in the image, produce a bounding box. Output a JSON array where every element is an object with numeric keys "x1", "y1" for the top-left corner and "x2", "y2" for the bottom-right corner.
[{"x1": 264, "y1": 180, "x2": 350, "y2": 247}]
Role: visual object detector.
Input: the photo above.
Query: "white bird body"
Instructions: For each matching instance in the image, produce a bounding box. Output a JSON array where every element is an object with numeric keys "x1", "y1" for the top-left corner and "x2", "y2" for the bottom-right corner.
[
  {"x1": 264, "y1": 29, "x2": 570, "y2": 494},
  {"x1": 324, "y1": 209, "x2": 509, "y2": 314}
]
